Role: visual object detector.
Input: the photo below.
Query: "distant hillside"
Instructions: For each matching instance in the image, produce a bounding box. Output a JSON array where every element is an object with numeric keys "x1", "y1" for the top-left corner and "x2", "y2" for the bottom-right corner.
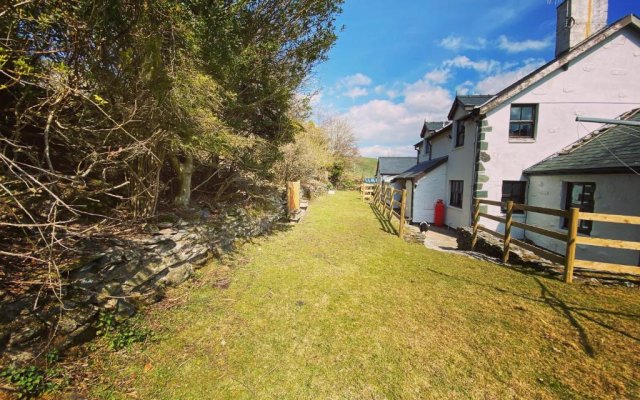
[{"x1": 353, "y1": 157, "x2": 377, "y2": 178}]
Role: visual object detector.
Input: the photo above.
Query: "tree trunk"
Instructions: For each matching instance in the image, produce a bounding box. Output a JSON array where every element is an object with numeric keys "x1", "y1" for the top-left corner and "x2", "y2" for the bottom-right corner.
[{"x1": 170, "y1": 153, "x2": 193, "y2": 208}]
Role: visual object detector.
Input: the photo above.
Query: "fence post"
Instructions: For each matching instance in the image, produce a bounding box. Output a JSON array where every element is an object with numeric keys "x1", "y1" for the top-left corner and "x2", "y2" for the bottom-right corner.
[
  {"x1": 388, "y1": 188, "x2": 394, "y2": 219},
  {"x1": 503, "y1": 201, "x2": 513, "y2": 264},
  {"x1": 360, "y1": 183, "x2": 364, "y2": 201},
  {"x1": 287, "y1": 181, "x2": 300, "y2": 216},
  {"x1": 564, "y1": 207, "x2": 579, "y2": 283},
  {"x1": 386, "y1": 188, "x2": 391, "y2": 218},
  {"x1": 471, "y1": 198, "x2": 480, "y2": 250},
  {"x1": 398, "y1": 189, "x2": 407, "y2": 238}
]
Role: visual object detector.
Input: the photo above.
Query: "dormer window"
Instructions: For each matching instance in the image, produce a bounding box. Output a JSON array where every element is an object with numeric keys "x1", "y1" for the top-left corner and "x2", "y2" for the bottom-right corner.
[{"x1": 455, "y1": 120, "x2": 465, "y2": 147}]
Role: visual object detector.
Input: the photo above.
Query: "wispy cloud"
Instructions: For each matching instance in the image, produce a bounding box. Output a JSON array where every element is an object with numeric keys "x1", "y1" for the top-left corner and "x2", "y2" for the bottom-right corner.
[
  {"x1": 424, "y1": 69, "x2": 451, "y2": 85},
  {"x1": 339, "y1": 73, "x2": 372, "y2": 87},
  {"x1": 340, "y1": 76, "x2": 453, "y2": 157},
  {"x1": 344, "y1": 87, "x2": 368, "y2": 99},
  {"x1": 443, "y1": 56, "x2": 501, "y2": 74},
  {"x1": 438, "y1": 35, "x2": 487, "y2": 51},
  {"x1": 497, "y1": 35, "x2": 552, "y2": 53},
  {"x1": 359, "y1": 145, "x2": 416, "y2": 158},
  {"x1": 474, "y1": 58, "x2": 545, "y2": 94}
]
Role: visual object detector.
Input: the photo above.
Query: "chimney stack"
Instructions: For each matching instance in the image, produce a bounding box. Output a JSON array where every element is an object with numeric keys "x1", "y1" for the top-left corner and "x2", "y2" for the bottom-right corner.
[{"x1": 555, "y1": 0, "x2": 608, "y2": 56}]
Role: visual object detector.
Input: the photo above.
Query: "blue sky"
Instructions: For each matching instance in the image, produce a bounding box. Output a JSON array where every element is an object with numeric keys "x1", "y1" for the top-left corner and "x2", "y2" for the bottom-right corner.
[{"x1": 309, "y1": 0, "x2": 640, "y2": 157}]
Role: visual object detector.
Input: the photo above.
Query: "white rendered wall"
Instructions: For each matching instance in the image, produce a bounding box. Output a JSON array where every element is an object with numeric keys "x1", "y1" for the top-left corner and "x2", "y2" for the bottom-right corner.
[
  {"x1": 429, "y1": 133, "x2": 451, "y2": 160},
  {"x1": 417, "y1": 138, "x2": 429, "y2": 163},
  {"x1": 527, "y1": 174, "x2": 640, "y2": 267},
  {"x1": 479, "y1": 29, "x2": 640, "y2": 233},
  {"x1": 404, "y1": 180, "x2": 413, "y2": 219},
  {"x1": 411, "y1": 163, "x2": 447, "y2": 223},
  {"x1": 445, "y1": 109, "x2": 476, "y2": 228}
]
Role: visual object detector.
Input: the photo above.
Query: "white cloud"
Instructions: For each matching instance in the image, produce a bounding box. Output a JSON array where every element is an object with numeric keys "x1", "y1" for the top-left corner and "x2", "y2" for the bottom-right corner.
[
  {"x1": 443, "y1": 56, "x2": 501, "y2": 74},
  {"x1": 438, "y1": 35, "x2": 487, "y2": 51},
  {"x1": 455, "y1": 80, "x2": 474, "y2": 95},
  {"x1": 344, "y1": 87, "x2": 368, "y2": 99},
  {"x1": 403, "y1": 80, "x2": 453, "y2": 114},
  {"x1": 424, "y1": 69, "x2": 450, "y2": 84},
  {"x1": 359, "y1": 145, "x2": 416, "y2": 158},
  {"x1": 339, "y1": 73, "x2": 372, "y2": 88},
  {"x1": 474, "y1": 58, "x2": 545, "y2": 94},
  {"x1": 372, "y1": 84, "x2": 401, "y2": 99},
  {"x1": 497, "y1": 35, "x2": 552, "y2": 53},
  {"x1": 339, "y1": 77, "x2": 453, "y2": 150}
]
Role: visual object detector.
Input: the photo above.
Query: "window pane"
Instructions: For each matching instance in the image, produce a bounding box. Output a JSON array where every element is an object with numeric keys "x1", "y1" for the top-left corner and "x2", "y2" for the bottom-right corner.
[
  {"x1": 509, "y1": 123, "x2": 520, "y2": 136},
  {"x1": 520, "y1": 106, "x2": 533, "y2": 121},
  {"x1": 570, "y1": 184, "x2": 582, "y2": 203},
  {"x1": 510, "y1": 106, "x2": 520, "y2": 120},
  {"x1": 520, "y1": 123, "x2": 532, "y2": 137}
]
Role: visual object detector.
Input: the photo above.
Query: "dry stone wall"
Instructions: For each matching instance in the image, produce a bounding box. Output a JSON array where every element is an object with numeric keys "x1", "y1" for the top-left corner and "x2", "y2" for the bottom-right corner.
[{"x1": 1, "y1": 201, "x2": 285, "y2": 362}]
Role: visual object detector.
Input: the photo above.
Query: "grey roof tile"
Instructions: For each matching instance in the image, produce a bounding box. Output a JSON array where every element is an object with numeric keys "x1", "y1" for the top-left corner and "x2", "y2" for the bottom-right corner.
[
  {"x1": 376, "y1": 157, "x2": 417, "y2": 175},
  {"x1": 524, "y1": 109, "x2": 640, "y2": 175},
  {"x1": 392, "y1": 156, "x2": 448, "y2": 181}
]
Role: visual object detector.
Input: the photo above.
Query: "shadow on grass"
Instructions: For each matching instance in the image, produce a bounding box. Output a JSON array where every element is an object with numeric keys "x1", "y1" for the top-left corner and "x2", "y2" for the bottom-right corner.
[
  {"x1": 369, "y1": 203, "x2": 398, "y2": 236},
  {"x1": 421, "y1": 266, "x2": 640, "y2": 357}
]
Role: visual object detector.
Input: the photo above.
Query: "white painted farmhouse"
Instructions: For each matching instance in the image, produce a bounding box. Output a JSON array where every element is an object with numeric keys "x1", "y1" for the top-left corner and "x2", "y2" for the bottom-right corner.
[
  {"x1": 391, "y1": 122, "x2": 449, "y2": 223},
  {"x1": 393, "y1": 0, "x2": 640, "y2": 266},
  {"x1": 524, "y1": 109, "x2": 640, "y2": 266},
  {"x1": 465, "y1": 10, "x2": 640, "y2": 239},
  {"x1": 405, "y1": 2, "x2": 640, "y2": 231}
]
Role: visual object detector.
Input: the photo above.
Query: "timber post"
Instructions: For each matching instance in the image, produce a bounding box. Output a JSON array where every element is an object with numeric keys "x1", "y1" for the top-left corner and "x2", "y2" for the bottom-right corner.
[
  {"x1": 564, "y1": 207, "x2": 580, "y2": 283},
  {"x1": 398, "y1": 188, "x2": 407, "y2": 238},
  {"x1": 471, "y1": 198, "x2": 480, "y2": 250},
  {"x1": 387, "y1": 188, "x2": 394, "y2": 219},
  {"x1": 503, "y1": 201, "x2": 513, "y2": 264}
]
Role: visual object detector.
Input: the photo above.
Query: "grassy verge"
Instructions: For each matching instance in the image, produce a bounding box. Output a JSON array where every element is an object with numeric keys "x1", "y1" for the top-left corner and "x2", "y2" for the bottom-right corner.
[{"x1": 90, "y1": 191, "x2": 640, "y2": 399}]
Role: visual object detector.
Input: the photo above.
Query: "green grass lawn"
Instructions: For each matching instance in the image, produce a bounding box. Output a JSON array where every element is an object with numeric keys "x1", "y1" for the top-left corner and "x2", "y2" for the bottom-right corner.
[{"x1": 91, "y1": 192, "x2": 640, "y2": 399}]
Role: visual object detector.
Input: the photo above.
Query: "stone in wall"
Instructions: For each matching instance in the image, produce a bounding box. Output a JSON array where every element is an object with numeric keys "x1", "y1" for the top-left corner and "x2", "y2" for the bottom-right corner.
[{"x1": 0, "y1": 198, "x2": 286, "y2": 362}]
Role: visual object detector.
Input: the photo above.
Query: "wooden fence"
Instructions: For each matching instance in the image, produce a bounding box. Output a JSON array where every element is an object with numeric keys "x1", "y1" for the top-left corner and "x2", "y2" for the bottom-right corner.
[
  {"x1": 360, "y1": 183, "x2": 376, "y2": 202},
  {"x1": 472, "y1": 199, "x2": 640, "y2": 283},
  {"x1": 369, "y1": 183, "x2": 407, "y2": 238}
]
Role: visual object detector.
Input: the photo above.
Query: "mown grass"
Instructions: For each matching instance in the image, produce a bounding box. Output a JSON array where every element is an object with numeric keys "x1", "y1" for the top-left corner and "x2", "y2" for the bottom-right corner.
[{"x1": 91, "y1": 192, "x2": 640, "y2": 399}]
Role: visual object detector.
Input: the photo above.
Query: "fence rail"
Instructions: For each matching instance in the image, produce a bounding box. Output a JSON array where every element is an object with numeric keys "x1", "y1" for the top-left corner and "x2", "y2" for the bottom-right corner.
[
  {"x1": 472, "y1": 199, "x2": 640, "y2": 283},
  {"x1": 369, "y1": 183, "x2": 407, "y2": 238},
  {"x1": 360, "y1": 183, "x2": 376, "y2": 202}
]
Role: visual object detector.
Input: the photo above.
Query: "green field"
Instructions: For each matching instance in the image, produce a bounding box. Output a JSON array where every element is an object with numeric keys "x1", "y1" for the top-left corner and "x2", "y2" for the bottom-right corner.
[
  {"x1": 92, "y1": 192, "x2": 640, "y2": 399},
  {"x1": 354, "y1": 156, "x2": 377, "y2": 179}
]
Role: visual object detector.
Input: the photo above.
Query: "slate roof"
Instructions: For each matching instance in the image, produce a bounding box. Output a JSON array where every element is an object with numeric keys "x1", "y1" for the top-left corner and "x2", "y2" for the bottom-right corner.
[
  {"x1": 392, "y1": 156, "x2": 448, "y2": 181},
  {"x1": 447, "y1": 95, "x2": 493, "y2": 120},
  {"x1": 376, "y1": 157, "x2": 417, "y2": 175},
  {"x1": 416, "y1": 121, "x2": 450, "y2": 147},
  {"x1": 428, "y1": 122, "x2": 452, "y2": 140},
  {"x1": 457, "y1": 95, "x2": 493, "y2": 107},
  {"x1": 420, "y1": 121, "x2": 448, "y2": 138},
  {"x1": 524, "y1": 109, "x2": 640, "y2": 175}
]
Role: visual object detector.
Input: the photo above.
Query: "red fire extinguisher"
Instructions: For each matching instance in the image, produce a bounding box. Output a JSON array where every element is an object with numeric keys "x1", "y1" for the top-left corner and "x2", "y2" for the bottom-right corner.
[{"x1": 434, "y1": 199, "x2": 445, "y2": 227}]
